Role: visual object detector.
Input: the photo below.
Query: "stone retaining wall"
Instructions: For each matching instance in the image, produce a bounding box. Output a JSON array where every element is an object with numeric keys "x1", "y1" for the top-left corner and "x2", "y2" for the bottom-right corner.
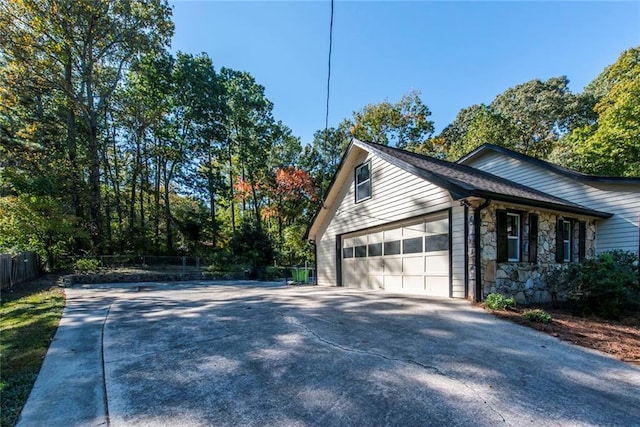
[{"x1": 61, "y1": 270, "x2": 246, "y2": 287}]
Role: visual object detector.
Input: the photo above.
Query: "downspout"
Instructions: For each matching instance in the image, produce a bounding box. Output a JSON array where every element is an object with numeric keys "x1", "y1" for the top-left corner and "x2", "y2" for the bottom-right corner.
[{"x1": 474, "y1": 198, "x2": 491, "y2": 302}]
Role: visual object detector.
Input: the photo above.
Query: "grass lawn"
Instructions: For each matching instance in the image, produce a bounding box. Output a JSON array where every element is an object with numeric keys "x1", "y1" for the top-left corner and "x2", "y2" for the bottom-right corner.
[{"x1": 0, "y1": 276, "x2": 65, "y2": 427}]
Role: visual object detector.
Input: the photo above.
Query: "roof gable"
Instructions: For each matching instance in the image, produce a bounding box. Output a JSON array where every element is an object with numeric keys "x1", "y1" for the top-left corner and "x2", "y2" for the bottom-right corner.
[
  {"x1": 353, "y1": 140, "x2": 610, "y2": 218},
  {"x1": 306, "y1": 139, "x2": 611, "y2": 240}
]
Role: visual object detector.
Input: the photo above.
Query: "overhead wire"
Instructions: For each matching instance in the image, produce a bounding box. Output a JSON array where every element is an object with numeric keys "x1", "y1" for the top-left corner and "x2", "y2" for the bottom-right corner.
[{"x1": 324, "y1": 0, "x2": 335, "y2": 168}]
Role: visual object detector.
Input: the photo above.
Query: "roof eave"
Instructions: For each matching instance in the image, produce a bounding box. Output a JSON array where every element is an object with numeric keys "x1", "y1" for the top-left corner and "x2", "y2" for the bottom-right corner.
[
  {"x1": 472, "y1": 191, "x2": 613, "y2": 219},
  {"x1": 458, "y1": 144, "x2": 640, "y2": 184}
]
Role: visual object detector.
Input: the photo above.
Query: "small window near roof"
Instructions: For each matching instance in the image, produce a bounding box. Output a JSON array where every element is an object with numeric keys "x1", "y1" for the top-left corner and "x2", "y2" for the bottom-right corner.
[{"x1": 355, "y1": 162, "x2": 371, "y2": 203}]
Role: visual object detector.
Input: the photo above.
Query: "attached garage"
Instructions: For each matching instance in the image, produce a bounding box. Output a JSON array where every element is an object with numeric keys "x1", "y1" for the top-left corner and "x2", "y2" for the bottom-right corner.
[{"x1": 341, "y1": 212, "x2": 450, "y2": 296}]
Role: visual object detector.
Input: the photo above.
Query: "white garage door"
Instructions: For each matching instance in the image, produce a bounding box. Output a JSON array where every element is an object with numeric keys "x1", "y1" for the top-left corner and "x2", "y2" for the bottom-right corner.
[{"x1": 341, "y1": 214, "x2": 450, "y2": 297}]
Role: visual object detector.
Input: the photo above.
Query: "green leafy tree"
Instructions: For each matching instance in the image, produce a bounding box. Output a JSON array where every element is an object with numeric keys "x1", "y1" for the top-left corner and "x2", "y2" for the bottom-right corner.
[
  {"x1": 490, "y1": 76, "x2": 578, "y2": 158},
  {"x1": 451, "y1": 106, "x2": 518, "y2": 159},
  {"x1": 567, "y1": 47, "x2": 640, "y2": 176},
  {"x1": 0, "y1": 0, "x2": 174, "y2": 252},
  {"x1": 349, "y1": 90, "x2": 434, "y2": 149},
  {"x1": 300, "y1": 123, "x2": 351, "y2": 201}
]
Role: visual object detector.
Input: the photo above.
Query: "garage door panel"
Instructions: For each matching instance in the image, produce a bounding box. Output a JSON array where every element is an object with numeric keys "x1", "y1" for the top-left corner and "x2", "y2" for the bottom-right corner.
[
  {"x1": 369, "y1": 274, "x2": 383, "y2": 290},
  {"x1": 402, "y1": 275, "x2": 424, "y2": 291},
  {"x1": 425, "y1": 254, "x2": 449, "y2": 275},
  {"x1": 402, "y1": 256, "x2": 424, "y2": 274},
  {"x1": 368, "y1": 259, "x2": 384, "y2": 274},
  {"x1": 426, "y1": 276, "x2": 450, "y2": 297},
  {"x1": 384, "y1": 275, "x2": 402, "y2": 291},
  {"x1": 384, "y1": 257, "x2": 402, "y2": 274},
  {"x1": 354, "y1": 260, "x2": 367, "y2": 278}
]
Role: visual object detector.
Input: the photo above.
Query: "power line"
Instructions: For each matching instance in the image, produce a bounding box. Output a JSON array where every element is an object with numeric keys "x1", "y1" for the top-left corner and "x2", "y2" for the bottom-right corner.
[{"x1": 324, "y1": 0, "x2": 334, "y2": 165}]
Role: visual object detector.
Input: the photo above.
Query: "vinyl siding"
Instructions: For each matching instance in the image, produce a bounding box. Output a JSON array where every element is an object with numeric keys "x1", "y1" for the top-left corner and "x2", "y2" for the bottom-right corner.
[
  {"x1": 465, "y1": 152, "x2": 640, "y2": 253},
  {"x1": 316, "y1": 151, "x2": 456, "y2": 287},
  {"x1": 451, "y1": 203, "x2": 466, "y2": 298}
]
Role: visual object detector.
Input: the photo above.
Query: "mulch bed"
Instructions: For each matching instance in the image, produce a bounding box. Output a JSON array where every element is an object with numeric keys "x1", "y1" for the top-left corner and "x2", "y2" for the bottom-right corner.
[{"x1": 485, "y1": 306, "x2": 640, "y2": 365}]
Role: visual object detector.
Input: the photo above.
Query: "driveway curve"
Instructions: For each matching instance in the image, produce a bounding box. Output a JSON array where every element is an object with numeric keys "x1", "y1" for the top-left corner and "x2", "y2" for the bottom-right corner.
[{"x1": 18, "y1": 281, "x2": 640, "y2": 426}]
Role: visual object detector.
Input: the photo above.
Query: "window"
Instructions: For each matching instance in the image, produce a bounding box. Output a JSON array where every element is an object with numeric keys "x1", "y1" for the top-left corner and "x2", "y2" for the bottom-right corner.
[
  {"x1": 556, "y1": 218, "x2": 575, "y2": 263},
  {"x1": 497, "y1": 210, "x2": 521, "y2": 262},
  {"x1": 402, "y1": 237, "x2": 423, "y2": 254},
  {"x1": 343, "y1": 247, "x2": 353, "y2": 259},
  {"x1": 368, "y1": 243, "x2": 382, "y2": 257},
  {"x1": 425, "y1": 234, "x2": 449, "y2": 252},
  {"x1": 384, "y1": 240, "x2": 401, "y2": 255},
  {"x1": 507, "y1": 213, "x2": 520, "y2": 261},
  {"x1": 563, "y1": 221, "x2": 571, "y2": 262},
  {"x1": 354, "y1": 245, "x2": 367, "y2": 258},
  {"x1": 355, "y1": 162, "x2": 371, "y2": 202}
]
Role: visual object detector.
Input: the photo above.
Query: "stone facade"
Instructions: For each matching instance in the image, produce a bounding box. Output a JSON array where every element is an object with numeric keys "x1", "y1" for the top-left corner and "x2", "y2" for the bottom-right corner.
[{"x1": 476, "y1": 202, "x2": 596, "y2": 304}]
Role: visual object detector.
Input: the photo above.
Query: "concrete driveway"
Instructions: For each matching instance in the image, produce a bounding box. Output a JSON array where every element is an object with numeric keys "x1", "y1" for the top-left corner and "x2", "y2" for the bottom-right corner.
[{"x1": 18, "y1": 281, "x2": 640, "y2": 427}]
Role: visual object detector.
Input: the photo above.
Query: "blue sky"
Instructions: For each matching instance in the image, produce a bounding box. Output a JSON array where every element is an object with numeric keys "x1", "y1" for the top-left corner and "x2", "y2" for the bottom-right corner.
[{"x1": 170, "y1": 1, "x2": 639, "y2": 145}]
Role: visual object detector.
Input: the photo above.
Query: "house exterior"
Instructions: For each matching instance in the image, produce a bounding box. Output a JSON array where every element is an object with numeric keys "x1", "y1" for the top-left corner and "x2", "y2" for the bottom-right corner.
[{"x1": 305, "y1": 139, "x2": 640, "y2": 303}]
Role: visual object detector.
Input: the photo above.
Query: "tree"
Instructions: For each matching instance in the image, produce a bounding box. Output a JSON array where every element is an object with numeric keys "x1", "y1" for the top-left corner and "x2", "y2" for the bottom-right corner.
[
  {"x1": 436, "y1": 104, "x2": 486, "y2": 159},
  {"x1": 490, "y1": 76, "x2": 577, "y2": 158},
  {"x1": 221, "y1": 68, "x2": 275, "y2": 229},
  {"x1": 567, "y1": 47, "x2": 640, "y2": 176},
  {"x1": 349, "y1": 90, "x2": 434, "y2": 149},
  {"x1": 263, "y1": 166, "x2": 316, "y2": 249},
  {"x1": 300, "y1": 123, "x2": 351, "y2": 201},
  {"x1": 0, "y1": 0, "x2": 174, "y2": 251},
  {"x1": 454, "y1": 106, "x2": 519, "y2": 158}
]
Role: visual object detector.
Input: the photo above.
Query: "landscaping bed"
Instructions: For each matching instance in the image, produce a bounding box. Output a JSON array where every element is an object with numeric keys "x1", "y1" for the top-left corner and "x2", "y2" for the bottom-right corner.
[{"x1": 486, "y1": 306, "x2": 640, "y2": 365}]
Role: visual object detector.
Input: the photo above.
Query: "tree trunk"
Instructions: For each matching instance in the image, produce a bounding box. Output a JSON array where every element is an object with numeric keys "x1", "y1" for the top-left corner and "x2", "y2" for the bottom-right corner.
[
  {"x1": 207, "y1": 149, "x2": 217, "y2": 247},
  {"x1": 64, "y1": 58, "x2": 83, "y2": 222}
]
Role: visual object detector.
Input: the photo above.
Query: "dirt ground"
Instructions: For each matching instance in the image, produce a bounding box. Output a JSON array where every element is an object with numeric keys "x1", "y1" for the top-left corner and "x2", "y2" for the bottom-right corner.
[{"x1": 486, "y1": 306, "x2": 640, "y2": 366}]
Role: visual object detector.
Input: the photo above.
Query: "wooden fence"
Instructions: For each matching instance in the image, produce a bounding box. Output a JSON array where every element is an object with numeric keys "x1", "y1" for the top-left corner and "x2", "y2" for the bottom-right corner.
[{"x1": 0, "y1": 252, "x2": 40, "y2": 290}]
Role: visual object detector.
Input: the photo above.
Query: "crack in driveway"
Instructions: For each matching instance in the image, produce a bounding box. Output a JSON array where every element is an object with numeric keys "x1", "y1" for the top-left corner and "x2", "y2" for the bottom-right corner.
[{"x1": 282, "y1": 313, "x2": 509, "y2": 425}]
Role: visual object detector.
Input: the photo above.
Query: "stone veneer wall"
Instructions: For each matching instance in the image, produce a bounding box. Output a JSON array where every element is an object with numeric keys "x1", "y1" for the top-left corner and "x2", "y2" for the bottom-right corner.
[{"x1": 479, "y1": 203, "x2": 596, "y2": 304}]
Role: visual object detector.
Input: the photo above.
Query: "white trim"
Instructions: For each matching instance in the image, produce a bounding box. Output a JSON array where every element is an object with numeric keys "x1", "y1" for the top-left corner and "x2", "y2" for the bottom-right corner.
[
  {"x1": 355, "y1": 161, "x2": 371, "y2": 203},
  {"x1": 507, "y1": 212, "x2": 520, "y2": 262}
]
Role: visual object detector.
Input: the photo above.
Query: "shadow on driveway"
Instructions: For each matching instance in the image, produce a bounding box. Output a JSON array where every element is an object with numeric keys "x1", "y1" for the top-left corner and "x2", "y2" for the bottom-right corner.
[{"x1": 18, "y1": 281, "x2": 640, "y2": 427}]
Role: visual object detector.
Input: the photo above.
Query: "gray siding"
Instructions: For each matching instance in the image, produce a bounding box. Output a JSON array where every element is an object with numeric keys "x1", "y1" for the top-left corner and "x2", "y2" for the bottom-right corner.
[
  {"x1": 451, "y1": 204, "x2": 466, "y2": 298},
  {"x1": 466, "y1": 152, "x2": 640, "y2": 253},
  {"x1": 316, "y1": 151, "x2": 456, "y2": 287}
]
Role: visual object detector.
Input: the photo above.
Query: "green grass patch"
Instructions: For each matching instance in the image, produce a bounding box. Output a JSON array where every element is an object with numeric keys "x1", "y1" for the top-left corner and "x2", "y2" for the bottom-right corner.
[{"x1": 1, "y1": 277, "x2": 65, "y2": 427}]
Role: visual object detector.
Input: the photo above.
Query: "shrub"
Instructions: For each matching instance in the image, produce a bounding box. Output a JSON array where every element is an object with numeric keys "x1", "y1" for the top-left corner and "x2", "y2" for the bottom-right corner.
[
  {"x1": 545, "y1": 250, "x2": 639, "y2": 319},
  {"x1": 485, "y1": 293, "x2": 516, "y2": 311},
  {"x1": 523, "y1": 309, "x2": 552, "y2": 324},
  {"x1": 229, "y1": 222, "x2": 274, "y2": 279},
  {"x1": 73, "y1": 258, "x2": 100, "y2": 273}
]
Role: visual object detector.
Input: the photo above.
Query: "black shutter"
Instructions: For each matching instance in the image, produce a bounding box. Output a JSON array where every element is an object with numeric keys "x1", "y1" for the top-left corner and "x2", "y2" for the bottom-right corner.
[
  {"x1": 497, "y1": 210, "x2": 508, "y2": 262},
  {"x1": 529, "y1": 214, "x2": 538, "y2": 263},
  {"x1": 579, "y1": 221, "x2": 586, "y2": 261},
  {"x1": 556, "y1": 219, "x2": 564, "y2": 263}
]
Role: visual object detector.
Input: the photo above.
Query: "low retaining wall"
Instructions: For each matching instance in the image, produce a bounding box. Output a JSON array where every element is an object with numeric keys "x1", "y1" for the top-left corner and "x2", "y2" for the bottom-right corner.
[{"x1": 61, "y1": 270, "x2": 247, "y2": 287}]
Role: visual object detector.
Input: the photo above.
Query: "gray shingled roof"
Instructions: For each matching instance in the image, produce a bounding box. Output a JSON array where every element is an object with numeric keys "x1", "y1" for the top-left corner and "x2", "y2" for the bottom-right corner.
[{"x1": 353, "y1": 139, "x2": 612, "y2": 218}]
